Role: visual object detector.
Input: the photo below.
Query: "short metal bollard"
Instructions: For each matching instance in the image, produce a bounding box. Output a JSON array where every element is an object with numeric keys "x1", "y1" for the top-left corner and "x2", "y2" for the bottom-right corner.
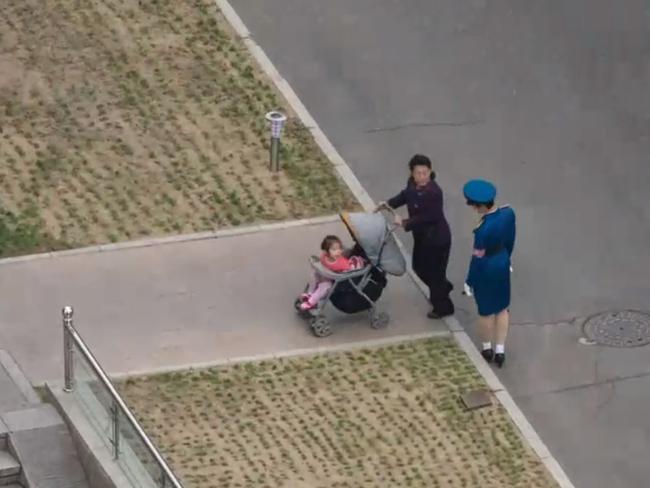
[
  {"x1": 63, "y1": 306, "x2": 75, "y2": 392},
  {"x1": 265, "y1": 111, "x2": 287, "y2": 172}
]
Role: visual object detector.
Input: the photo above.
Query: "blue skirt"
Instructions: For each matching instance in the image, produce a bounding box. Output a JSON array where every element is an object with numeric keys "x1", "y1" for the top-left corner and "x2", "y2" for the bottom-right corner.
[{"x1": 473, "y1": 253, "x2": 511, "y2": 316}]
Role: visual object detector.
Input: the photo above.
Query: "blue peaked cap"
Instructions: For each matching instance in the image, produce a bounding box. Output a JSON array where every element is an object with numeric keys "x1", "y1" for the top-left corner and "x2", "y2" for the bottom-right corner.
[{"x1": 463, "y1": 179, "x2": 497, "y2": 203}]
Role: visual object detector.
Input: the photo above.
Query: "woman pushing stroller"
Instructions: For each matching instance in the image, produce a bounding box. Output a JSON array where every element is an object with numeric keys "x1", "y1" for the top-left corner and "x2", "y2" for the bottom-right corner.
[{"x1": 376, "y1": 154, "x2": 455, "y2": 319}]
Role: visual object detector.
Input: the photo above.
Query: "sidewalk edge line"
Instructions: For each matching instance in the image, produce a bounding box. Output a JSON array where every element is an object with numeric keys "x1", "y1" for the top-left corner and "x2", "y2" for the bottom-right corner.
[
  {"x1": 0, "y1": 215, "x2": 340, "y2": 266},
  {"x1": 215, "y1": 2, "x2": 576, "y2": 487},
  {"x1": 110, "y1": 330, "x2": 451, "y2": 380}
]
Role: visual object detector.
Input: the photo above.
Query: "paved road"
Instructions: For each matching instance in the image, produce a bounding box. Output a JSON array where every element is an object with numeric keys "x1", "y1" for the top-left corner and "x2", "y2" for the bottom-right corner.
[{"x1": 230, "y1": 2, "x2": 650, "y2": 487}]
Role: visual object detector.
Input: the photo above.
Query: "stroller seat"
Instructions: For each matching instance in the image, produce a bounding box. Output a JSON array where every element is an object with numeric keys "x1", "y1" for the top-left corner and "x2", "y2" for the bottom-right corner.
[{"x1": 309, "y1": 255, "x2": 370, "y2": 281}]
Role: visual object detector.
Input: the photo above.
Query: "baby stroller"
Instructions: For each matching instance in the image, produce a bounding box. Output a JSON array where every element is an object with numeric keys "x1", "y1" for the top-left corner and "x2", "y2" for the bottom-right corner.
[{"x1": 294, "y1": 210, "x2": 406, "y2": 337}]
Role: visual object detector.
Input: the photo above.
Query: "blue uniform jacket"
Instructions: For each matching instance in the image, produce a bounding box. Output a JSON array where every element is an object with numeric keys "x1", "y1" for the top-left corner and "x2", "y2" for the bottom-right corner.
[{"x1": 466, "y1": 205, "x2": 516, "y2": 289}]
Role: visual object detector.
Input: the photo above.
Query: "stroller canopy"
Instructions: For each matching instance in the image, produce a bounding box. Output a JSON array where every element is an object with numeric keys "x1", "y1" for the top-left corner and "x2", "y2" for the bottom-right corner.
[{"x1": 340, "y1": 212, "x2": 406, "y2": 276}]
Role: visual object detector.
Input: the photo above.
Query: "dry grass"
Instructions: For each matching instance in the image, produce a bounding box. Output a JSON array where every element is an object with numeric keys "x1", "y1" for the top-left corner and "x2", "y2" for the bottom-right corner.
[
  {"x1": 0, "y1": 0, "x2": 357, "y2": 256},
  {"x1": 120, "y1": 339, "x2": 558, "y2": 488}
]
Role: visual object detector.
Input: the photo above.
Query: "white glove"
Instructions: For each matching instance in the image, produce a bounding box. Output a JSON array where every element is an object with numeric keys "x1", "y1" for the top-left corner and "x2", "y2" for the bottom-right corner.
[
  {"x1": 463, "y1": 283, "x2": 473, "y2": 297},
  {"x1": 510, "y1": 265, "x2": 513, "y2": 273}
]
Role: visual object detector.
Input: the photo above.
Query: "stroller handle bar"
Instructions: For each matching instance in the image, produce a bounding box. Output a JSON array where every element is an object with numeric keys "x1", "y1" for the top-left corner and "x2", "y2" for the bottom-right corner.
[
  {"x1": 373, "y1": 204, "x2": 401, "y2": 234},
  {"x1": 374, "y1": 202, "x2": 395, "y2": 215}
]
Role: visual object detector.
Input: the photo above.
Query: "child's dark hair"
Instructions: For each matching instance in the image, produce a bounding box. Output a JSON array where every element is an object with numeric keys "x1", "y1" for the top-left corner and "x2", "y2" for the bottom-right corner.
[
  {"x1": 408, "y1": 154, "x2": 436, "y2": 179},
  {"x1": 321, "y1": 235, "x2": 342, "y2": 252}
]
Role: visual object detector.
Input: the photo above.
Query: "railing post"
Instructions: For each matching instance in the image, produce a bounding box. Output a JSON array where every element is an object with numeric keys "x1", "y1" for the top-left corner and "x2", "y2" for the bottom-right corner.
[
  {"x1": 63, "y1": 306, "x2": 74, "y2": 392},
  {"x1": 111, "y1": 399, "x2": 120, "y2": 459},
  {"x1": 58, "y1": 305, "x2": 184, "y2": 487}
]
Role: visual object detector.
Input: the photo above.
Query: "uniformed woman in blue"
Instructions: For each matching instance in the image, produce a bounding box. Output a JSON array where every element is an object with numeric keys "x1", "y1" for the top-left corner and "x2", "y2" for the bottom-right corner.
[{"x1": 463, "y1": 179, "x2": 516, "y2": 368}]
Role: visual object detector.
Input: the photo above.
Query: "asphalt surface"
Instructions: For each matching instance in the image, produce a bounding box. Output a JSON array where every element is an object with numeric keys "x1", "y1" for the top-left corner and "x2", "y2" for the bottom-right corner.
[
  {"x1": 229, "y1": 1, "x2": 650, "y2": 487},
  {"x1": 231, "y1": 0, "x2": 650, "y2": 324}
]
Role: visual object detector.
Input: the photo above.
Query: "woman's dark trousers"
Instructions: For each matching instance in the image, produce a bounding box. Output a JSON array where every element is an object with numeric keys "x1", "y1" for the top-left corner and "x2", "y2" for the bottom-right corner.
[{"x1": 412, "y1": 239, "x2": 455, "y2": 316}]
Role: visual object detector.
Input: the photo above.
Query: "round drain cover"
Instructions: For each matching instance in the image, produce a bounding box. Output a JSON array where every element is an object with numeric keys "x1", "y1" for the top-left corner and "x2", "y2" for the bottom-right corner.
[{"x1": 583, "y1": 310, "x2": 650, "y2": 347}]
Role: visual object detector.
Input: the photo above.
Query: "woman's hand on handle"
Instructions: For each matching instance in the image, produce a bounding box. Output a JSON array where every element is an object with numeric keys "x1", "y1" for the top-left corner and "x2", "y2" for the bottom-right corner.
[{"x1": 374, "y1": 201, "x2": 388, "y2": 213}]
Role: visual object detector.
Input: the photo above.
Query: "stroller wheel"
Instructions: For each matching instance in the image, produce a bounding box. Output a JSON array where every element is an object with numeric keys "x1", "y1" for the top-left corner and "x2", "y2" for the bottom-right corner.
[
  {"x1": 370, "y1": 311, "x2": 390, "y2": 329},
  {"x1": 310, "y1": 317, "x2": 332, "y2": 338}
]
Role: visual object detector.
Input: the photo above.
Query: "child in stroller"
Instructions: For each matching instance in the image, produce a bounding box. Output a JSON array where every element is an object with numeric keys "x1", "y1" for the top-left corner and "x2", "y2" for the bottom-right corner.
[
  {"x1": 294, "y1": 212, "x2": 407, "y2": 337},
  {"x1": 299, "y1": 235, "x2": 366, "y2": 311}
]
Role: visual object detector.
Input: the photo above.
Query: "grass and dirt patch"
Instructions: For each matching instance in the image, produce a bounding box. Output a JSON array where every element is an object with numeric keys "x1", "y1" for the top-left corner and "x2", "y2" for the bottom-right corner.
[
  {"x1": 120, "y1": 338, "x2": 558, "y2": 488},
  {"x1": 0, "y1": 0, "x2": 357, "y2": 257}
]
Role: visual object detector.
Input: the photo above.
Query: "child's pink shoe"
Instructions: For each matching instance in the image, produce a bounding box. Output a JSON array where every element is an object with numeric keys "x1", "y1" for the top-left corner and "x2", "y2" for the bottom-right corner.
[
  {"x1": 300, "y1": 300, "x2": 315, "y2": 311},
  {"x1": 300, "y1": 293, "x2": 310, "y2": 302}
]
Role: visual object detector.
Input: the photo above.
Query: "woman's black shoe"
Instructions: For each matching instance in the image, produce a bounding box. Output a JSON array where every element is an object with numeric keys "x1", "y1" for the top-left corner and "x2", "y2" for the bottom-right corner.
[
  {"x1": 481, "y1": 348, "x2": 494, "y2": 362},
  {"x1": 427, "y1": 309, "x2": 453, "y2": 319},
  {"x1": 494, "y1": 353, "x2": 505, "y2": 368},
  {"x1": 427, "y1": 300, "x2": 454, "y2": 320}
]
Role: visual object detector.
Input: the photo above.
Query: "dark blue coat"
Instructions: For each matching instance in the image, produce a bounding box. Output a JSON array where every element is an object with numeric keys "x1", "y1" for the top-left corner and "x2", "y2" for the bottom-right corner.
[
  {"x1": 387, "y1": 177, "x2": 451, "y2": 247},
  {"x1": 466, "y1": 205, "x2": 517, "y2": 315}
]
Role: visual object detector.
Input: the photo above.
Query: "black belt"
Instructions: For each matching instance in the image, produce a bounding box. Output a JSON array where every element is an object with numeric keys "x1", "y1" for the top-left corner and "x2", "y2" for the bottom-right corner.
[{"x1": 485, "y1": 245, "x2": 504, "y2": 257}]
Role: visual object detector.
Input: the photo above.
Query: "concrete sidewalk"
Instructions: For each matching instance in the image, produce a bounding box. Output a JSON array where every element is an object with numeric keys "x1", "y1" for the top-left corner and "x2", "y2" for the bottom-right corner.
[{"x1": 0, "y1": 217, "x2": 445, "y2": 384}]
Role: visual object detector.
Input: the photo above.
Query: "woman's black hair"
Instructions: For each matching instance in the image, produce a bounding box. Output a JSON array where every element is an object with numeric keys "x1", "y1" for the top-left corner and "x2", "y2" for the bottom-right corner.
[
  {"x1": 321, "y1": 235, "x2": 342, "y2": 252},
  {"x1": 408, "y1": 154, "x2": 436, "y2": 179},
  {"x1": 466, "y1": 199, "x2": 495, "y2": 209}
]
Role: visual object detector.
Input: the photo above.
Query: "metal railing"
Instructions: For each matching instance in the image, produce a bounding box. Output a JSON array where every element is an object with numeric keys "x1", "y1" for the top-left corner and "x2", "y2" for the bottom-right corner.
[{"x1": 62, "y1": 306, "x2": 184, "y2": 488}]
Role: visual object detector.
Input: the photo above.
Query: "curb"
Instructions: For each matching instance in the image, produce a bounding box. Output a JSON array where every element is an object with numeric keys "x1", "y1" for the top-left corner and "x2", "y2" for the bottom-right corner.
[
  {"x1": 215, "y1": 0, "x2": 375, "y2": 213},
  {"x1": 0, "y1": 215, "x2": 340, "y2": 267},
  {"x1": 111, "y1": 330, "x2": 451, "y2": 380},
  {"x1": 215, "y1": 2, "x2": 576, "y2": 487}
]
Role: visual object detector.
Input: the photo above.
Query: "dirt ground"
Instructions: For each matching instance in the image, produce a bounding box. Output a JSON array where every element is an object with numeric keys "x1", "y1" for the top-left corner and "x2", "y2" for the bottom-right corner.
[
  {"x1": 0, "y1": 0, "x2": 357, "y2": 255},
  {"x1": 120, "y1": 339, "x2": 559, "y2": 488}
]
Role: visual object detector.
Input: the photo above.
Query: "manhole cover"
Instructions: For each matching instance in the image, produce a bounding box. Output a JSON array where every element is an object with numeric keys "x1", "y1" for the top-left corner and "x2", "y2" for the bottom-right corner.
[{"x1": 583, "y1": 310, "x2": 650, "y2": 347}]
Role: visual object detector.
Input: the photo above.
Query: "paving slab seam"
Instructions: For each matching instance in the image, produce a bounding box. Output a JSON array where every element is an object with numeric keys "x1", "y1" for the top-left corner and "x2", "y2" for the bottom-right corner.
[
  {"x1": 0, "y1": 215, "x2": 340, "y2": 267},
  {"x1": 214, "y1": 2, "x2": 576, "y2": 486},
  {"x1": 0, "y1": 351, "x2": 41, "y2": 405},
  {"x1": 110, "y1": 330, "x2": 451, "y2": 380},
  {"x1": 514, "y1": 368, "x2": 650, "y2": 400}
]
